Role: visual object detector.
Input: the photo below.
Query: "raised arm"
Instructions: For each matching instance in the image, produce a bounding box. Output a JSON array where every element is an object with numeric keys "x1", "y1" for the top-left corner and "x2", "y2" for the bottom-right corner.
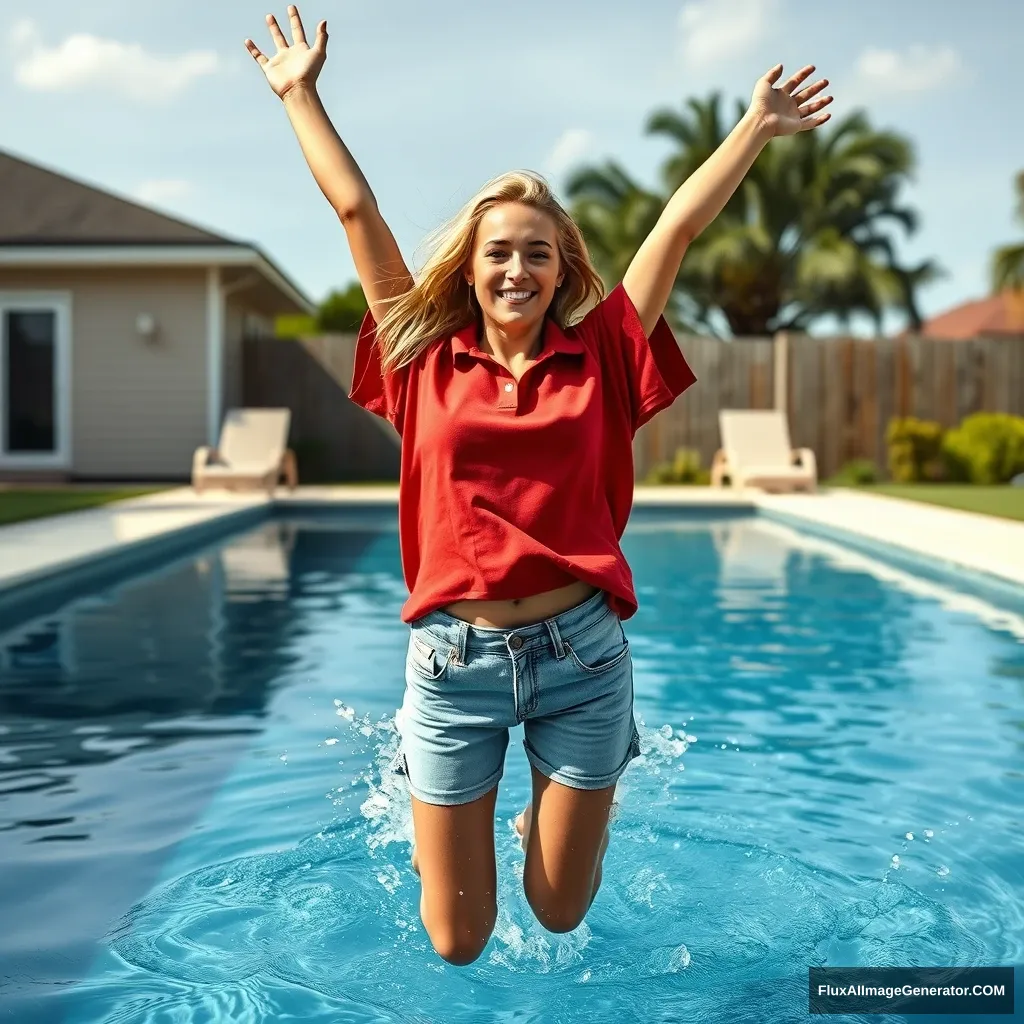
[
  {"x1": 622, "y1": 63, "x2": 832, "y2": 336},
  {"x1": 245, "y1": 6, "x2": 414, "y2": 321}
]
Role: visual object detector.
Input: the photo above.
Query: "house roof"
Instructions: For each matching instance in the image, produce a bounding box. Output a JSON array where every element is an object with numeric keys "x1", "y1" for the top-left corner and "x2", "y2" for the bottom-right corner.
[
  {"x1": 0, "y1": 148, "x2": 242, "y2": 246},
  {"x1": 921, "y1": 290, "x2": 1024, "y2": 339},
  {"x1": 0, "y1": 148, "x2": 314, "y2": 314}
]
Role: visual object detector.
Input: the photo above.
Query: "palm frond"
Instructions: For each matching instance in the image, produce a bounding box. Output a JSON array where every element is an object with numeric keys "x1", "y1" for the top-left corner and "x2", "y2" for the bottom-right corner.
[{"x1": 992, "y1": 242, "x2": 1024, "y2": 292}]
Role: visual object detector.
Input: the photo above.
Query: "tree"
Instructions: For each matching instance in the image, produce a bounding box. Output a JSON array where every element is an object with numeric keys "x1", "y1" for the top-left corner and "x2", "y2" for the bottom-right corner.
[
  {"x1": 565, "y1": 95, "x2": 940, "y2": 336},
  {"x1": 316, "y1": 281, "x2": 369, "y2": 332},
  {"x1": 274, "y1": 281, "x2": 369, "y2": 338},
  {"x1": 563, "y1": 161, "x2": 664, "y2": 291},
  {"x1": 991, "y1": 171, "x2": 1024, "y2": 292}
]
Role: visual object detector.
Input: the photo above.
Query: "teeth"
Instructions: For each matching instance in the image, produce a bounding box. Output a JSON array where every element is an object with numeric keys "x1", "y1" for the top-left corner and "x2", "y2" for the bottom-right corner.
[{"x1": 499, "y1": 291, "x2": 534, "y2": 301}]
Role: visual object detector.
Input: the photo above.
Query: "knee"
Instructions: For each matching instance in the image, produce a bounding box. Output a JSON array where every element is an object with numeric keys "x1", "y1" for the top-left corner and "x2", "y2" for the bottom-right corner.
[
  {"x1": 526, "y1": 894, "x2": 587, "y2": 935},
  {"x1": 422, "y1": 899, "x2": 496, "y2": 966},
  {"x1": 428, "y1": 926, "x2": 493, "y2": 966}
]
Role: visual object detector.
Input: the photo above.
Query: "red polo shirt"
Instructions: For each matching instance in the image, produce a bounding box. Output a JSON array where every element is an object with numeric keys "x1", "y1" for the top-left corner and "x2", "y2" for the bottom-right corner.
[{"x1": 349, "y1": 283, "x2": 696, "y2": 623}]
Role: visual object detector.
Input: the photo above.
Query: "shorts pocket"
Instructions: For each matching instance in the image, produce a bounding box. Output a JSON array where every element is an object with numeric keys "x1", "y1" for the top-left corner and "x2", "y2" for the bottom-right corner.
[
  {"x1": 564, "y1": 621, "x2": 631, "y2": 675},
  {"x1": 407, "y1": 634, "x2": 453, "y2": 681}
]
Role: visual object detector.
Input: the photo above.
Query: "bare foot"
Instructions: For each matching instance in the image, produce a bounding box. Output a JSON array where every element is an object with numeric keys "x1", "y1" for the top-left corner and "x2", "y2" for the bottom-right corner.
[{"x1": 514, "y1": 803, "x2": 532, "y2": 853}]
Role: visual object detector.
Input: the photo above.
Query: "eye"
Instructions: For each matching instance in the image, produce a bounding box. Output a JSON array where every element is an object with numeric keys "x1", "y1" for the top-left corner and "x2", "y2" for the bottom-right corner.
[
  {"x1": 531, "y1": 252, "x2": 550, "y2": 260},
  {"x1": 486, "y1": 250, "x2": 507, "y2": 260}
]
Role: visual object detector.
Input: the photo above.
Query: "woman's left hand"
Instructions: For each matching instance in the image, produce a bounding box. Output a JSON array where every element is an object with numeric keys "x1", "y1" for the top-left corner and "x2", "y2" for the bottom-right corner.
[{"x1": 748, "y1": 64, "x2": 832, "y2": 137}]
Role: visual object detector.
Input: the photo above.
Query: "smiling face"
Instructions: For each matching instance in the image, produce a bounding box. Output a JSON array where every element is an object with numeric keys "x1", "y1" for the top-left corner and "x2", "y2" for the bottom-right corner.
[{"x1": 465, "y1": 202, "x2": 564, "y2": 335}]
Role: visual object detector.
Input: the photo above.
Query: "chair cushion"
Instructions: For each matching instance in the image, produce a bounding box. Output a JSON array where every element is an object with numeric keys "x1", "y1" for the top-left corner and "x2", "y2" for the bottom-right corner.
[{"x1": 218, "y1": 409, "x2": 290, "y2": 466}]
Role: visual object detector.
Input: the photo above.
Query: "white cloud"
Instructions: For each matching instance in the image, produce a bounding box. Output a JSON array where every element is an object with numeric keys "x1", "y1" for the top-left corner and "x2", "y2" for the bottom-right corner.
[
  {"x1": 677, "y1": 0, "x2": 775, "y2": 70},
  {"x1": 11, "y1": 18, "x2": 218, "y2": 103},
  {"x1": 852, "y1": 44, "x2": 964, "y2": 97},
  {"x1": 132, "y1": 180, "x2": 194, "y2": 207},
  {"x1": 545, "y1": 129, "x2": 596, "y2": 179}
]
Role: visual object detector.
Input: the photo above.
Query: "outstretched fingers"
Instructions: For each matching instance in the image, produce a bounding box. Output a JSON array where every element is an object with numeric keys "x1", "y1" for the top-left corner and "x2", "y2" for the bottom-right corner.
[
  {"x1": 781, "y1": 64, "x2": 816, "y2": 95},
  {"x1": 798, "y1": 85, "x2": 833, "y2": 129},
  {"x1": 793, "y1": 76, "x2": 829, "y2": 105},
  {"x1": 244, "y1": 38, "x2": 268, "y2": 66},
  {"x1": 287, "y1": 4, "x2": 307, "y2": 46},
  {"x1": 265, "y1": 13, "x2": 289, "y2": 50},
  {"x1": 799, "y1": 95, "x2": 833, "y2": 118},
  {"x1": 314, "y1": 19, "x2": 328, "y2": 53}
]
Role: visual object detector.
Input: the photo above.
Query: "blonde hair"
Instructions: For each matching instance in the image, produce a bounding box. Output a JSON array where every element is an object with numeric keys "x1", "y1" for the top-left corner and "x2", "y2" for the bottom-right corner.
[{"x1": 375, "y1": 170, "x2": 605, "y2": 374}]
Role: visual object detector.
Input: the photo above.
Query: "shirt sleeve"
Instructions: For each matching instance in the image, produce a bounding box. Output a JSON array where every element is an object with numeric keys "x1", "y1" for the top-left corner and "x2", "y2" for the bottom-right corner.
[
  {"x1": 348, "y1": 309, "x2": 409, "y2": 434},
  {"x1": 581, "y1": 282, "x2": 697, "y2": 434}
]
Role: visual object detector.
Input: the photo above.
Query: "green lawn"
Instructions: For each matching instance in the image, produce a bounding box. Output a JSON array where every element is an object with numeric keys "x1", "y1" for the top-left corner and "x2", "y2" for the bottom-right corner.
[
  {"x1": 855, "y1": 485, "x2": 1024, "y2": 522},
  {"x1": 0, "y1": 487, "x2": 171, "y2": 527}
]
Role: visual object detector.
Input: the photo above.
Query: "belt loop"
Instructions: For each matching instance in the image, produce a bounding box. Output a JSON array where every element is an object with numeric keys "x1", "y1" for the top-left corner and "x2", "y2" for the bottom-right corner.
[
  {"x1": 545, "y1": 616, "x2": 566, "y2": 660},
  {"x1": 452, "y1": 620, "x2": 468, "y2": 666}
]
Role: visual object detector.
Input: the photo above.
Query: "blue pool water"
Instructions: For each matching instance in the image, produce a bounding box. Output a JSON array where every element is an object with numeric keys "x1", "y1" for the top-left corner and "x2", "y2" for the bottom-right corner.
[{"x1": 0, "y1": 508, "x2": 1021, "y2": 1023}]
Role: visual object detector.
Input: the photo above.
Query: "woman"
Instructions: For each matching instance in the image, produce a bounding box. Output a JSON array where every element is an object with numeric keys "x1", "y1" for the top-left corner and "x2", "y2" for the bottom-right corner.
[{"x1": 246, "y1": 5, "x2": 831, "y2": 966}]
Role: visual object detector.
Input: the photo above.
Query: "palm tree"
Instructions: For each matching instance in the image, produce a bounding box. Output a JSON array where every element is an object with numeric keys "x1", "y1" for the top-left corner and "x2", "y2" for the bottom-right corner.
[
  {"x1": 991, "y1": 171, "x2": 1024, "y2": 291},
  {"x1": 563, "y1": 161, "x2": 664, "y2": 296},
  {"x1": 565, "y1": 97, "x2": 940, "y2": 336}
]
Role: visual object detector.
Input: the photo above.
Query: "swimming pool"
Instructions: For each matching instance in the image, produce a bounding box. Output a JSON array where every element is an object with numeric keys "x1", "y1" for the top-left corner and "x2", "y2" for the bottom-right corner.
[{"x1": 1, "y1": 508, "x2": 1021, "y2": 1023}]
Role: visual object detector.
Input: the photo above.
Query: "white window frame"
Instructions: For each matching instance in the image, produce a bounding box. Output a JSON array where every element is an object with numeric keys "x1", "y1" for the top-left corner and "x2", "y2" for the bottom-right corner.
[{"x1": 0, "y1": 291, "x2": 73, "y2": 469}]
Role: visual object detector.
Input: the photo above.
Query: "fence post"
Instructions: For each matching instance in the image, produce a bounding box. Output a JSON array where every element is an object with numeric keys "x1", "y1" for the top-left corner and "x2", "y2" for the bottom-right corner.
[{"x1": 773, "y1": 331, "x2": 789, "y2": 414}]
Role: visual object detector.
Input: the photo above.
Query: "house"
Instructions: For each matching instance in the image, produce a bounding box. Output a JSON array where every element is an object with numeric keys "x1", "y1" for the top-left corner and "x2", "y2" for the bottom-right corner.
[
  {"x1": 919, "y1": 290, "x2": 1024, "y2": 339},
  {"x1": 0, "y1": 148, "x2": 315, "y2": 482}
]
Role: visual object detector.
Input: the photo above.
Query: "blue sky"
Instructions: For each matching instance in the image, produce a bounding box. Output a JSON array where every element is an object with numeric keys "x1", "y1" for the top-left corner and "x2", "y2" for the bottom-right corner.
[{"x1": 5, "y1": 0, "x2": 1022, "y2": 334}]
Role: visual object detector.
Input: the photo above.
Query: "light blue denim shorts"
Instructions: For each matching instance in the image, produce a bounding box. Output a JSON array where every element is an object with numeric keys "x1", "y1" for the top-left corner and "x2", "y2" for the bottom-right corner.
[{"x1": 390, "y1": 589, "x2": 642, "y2": 806}]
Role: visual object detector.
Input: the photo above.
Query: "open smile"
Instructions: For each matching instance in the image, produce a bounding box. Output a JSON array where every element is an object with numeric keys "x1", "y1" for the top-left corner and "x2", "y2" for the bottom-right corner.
[{"x1": 496, "y1": 289, "x2": 537, "y2": 305}]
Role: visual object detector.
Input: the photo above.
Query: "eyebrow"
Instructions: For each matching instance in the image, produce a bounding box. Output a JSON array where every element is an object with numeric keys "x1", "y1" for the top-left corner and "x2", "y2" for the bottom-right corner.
[{"x1": 483, "y1": 239, "x2": 554, "y2": 248}]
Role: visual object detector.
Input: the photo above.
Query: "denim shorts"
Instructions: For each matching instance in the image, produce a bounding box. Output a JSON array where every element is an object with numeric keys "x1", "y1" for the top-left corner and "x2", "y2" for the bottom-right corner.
[{"x1": 390, "y1": 589, "x2": 642, "y2": 806}]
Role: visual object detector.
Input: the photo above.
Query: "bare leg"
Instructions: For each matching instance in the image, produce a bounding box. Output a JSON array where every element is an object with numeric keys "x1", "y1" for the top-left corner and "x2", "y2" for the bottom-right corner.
[
  {"x1": 407, "y1": 786, "x2": 499, "y2": 965},
  {"x1": 522, "y1": 771, "x2": 615, "y2": 933},
  {"x1": 515, "y1": 796, "x2": 612, "y2": 914}
]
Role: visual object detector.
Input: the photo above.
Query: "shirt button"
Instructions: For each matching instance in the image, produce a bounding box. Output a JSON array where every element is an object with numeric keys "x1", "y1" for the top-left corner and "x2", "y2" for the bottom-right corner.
[
  {"x1": 509, "y1": 634, "x2": 524, "y2": 650},
  {"x1": 504, "y1": 382, "x2": 514, "y2": 392}
]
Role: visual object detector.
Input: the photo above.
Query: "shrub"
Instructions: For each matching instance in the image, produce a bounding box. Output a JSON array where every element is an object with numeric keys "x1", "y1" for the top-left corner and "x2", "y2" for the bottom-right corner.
[
  {"x1": 886, "y1": 417, "x2": 946, "y2": 482},
  {"x1": 941, "y1": 413, "x2": 1024, "y2": 484},
  {"x1": 645, "y1": 447, "x2": 711, "y2": 485},
  {"x1": 829, "y1": 458, "x2": 880, "y2": 485},
  {"x1": 274, "y1": 313, "x2": 317, "y2": 338},
  {"x1": 316, "y1": 282, "x2": 369, "y2": 332}
]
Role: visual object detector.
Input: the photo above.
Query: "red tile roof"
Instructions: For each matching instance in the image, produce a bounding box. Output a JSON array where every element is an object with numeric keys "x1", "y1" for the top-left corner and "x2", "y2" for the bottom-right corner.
[{"x1": 921, "y1": 290, "x2": 1024, "y2": 339}]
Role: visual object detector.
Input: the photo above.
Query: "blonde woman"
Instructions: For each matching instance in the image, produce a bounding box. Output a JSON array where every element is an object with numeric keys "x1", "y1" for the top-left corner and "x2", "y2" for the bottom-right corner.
[{"x1": 246, "y1": 5, "x2": 832, "y2": 966}]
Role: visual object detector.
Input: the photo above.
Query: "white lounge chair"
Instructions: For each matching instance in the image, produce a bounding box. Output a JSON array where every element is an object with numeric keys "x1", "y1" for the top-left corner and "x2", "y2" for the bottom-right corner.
[
  {"x1": 711, "y1": 410, "x2": 817, "y2": 493},
  {"x1": 192, "y1": 408, "x2": 298, "y2": 495}
]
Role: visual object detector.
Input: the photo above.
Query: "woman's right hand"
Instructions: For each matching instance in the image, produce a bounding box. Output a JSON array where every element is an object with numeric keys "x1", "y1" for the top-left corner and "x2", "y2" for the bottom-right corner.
[{"x1": 245, "y1": 5, "x2": 327, "y2": 100}]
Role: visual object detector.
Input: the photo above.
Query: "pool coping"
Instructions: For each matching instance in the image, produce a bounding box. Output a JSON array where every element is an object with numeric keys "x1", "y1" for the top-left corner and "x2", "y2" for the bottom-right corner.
[{"x1": 0, "y1": 485, "x2": 1022, "y2": 629}]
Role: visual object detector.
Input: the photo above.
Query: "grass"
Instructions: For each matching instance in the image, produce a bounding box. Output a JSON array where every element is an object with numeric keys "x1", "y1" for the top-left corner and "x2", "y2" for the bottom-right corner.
[
  {"x1": 0, "y1": 487, "x2": 171, "y2": 527},
  {"x1": 855, "y1": 484, "x2": 1024, "y2": 522}
]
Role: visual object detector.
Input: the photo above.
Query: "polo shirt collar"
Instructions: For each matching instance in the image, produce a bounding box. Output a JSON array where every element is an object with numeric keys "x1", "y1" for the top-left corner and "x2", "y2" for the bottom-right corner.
[{"x1": 451, "y1": 317, "x2": 584, "y2": 361}]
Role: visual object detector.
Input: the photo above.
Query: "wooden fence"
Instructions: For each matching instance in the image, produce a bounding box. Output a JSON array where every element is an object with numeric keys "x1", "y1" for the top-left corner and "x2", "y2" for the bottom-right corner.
[
  {"x1": 636, "y1": 332, "x2": 1024, "y2": 480},
  {"x1": 244, "y1": 331, "x2": 1024, "y2": 482},
  {"x1": 243, "y1": 333, "x2": 399, "y2": 482}
]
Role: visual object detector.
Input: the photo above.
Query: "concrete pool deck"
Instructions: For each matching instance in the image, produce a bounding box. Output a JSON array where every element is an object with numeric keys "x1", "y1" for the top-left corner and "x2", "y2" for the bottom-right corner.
[{"x1": 0, "y1": 485, "x2": 1022, "y2": 604}]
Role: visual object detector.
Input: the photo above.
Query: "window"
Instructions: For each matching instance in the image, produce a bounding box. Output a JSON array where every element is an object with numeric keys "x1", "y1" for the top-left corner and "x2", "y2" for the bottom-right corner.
[{"x1": 0, "y1": 293, "x2": 71, "y2": 467}]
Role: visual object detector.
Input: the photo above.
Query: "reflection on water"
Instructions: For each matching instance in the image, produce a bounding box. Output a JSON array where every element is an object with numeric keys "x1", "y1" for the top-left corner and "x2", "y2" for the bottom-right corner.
[
  {"x1": 0, "y1": 512, "x2": 1022, "y2": 1024},
  {"x1": 0, "y1": 517, "x2": 390, "y2": 1019},
  {"x1": 0, "y1": 522, "x2": 303, "y2": 784}
]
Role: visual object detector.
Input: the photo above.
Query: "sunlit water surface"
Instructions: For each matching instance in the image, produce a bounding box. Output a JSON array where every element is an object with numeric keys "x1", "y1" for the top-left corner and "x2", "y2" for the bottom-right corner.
[{"x1": 0, "y1": 510, "x2": 1021, "y2": 1023}]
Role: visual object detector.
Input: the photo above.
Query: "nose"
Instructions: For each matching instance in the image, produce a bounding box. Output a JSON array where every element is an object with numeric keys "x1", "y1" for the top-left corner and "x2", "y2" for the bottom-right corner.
[{"x1": 506, "y1": 253, "x2": 527, "y2": 282}]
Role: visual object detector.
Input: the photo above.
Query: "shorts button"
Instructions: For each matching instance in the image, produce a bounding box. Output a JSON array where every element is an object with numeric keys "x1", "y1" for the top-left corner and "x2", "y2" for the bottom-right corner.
[{"x1": 509, "y1": 634, "x2": 524, "y2": 650}]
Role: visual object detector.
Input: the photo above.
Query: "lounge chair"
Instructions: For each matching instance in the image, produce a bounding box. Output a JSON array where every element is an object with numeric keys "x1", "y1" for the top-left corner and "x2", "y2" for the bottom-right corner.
[
  {"x1": 192, "y1": 408, "x2": 298, "y2": 495},
  {"x1": 710, "y1": 410, "x2": 817, "y2": 493}
]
